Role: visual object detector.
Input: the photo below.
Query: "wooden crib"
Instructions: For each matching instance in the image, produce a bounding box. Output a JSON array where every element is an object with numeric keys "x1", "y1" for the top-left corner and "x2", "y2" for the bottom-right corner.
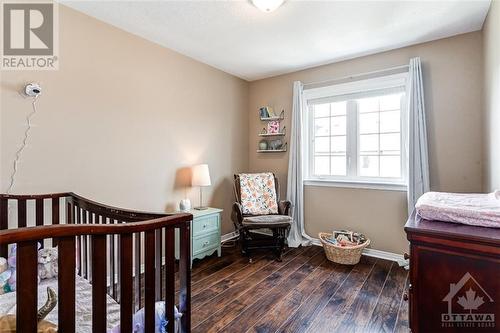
[{"x1": 0, "y1": 192, "x2": 192, "y2": 333}]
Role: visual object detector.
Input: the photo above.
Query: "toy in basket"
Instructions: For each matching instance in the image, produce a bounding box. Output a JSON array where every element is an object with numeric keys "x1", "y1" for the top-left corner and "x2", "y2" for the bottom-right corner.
[{"x1": 319, "y1": 230, "x2": 370, "y2": 265}]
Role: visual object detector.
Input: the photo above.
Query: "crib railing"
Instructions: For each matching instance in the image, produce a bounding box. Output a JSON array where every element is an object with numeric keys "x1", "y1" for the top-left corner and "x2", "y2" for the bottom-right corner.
[{"x1": 0, "y1": 192, "x2": 192, "y2": 333}]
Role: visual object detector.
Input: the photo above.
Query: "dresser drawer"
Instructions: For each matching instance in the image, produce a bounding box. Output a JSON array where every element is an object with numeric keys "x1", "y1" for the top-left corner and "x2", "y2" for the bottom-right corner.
[
  {"x1": 193, "y1": 232, "x2": 220, "y2": 255},
  {"x1": 193, "y1": 214, "x2": 219, "y2": 236}
]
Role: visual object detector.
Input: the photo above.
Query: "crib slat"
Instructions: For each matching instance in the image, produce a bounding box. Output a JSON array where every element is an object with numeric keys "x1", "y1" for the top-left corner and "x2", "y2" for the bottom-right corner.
[
  {"x1": 165, "y1": 228, "x2": 175, "y2": 333},
  {"x1": 134, "y1": 232, "x2": 141, "y2": 311},
  {"x1": 17, "y1": 241, "x2": 38, "y2": 332},
  {"x1": 179, "y1": 224, "x2": 192, "y2": 332},
  {"x1": 82, "y1": 210, "x2": 88, "y2": 279},
  {"x1": 88, "y1": 213, "x2": 94, "y2": 281},
  {"x1": 67, "y1": 201, "x2": 73, "y2": 224},
  {"x1": 52, "y1": 197, "x2": 60, "y2": 224},
  {"x1": 52, "y1": 198, "x2": 60, "y2": 246},
  {"x1": 145, "y1": 230, "x2": 156, "y2": 333},
  {"x1": 120, "y1": 234, "x2": 133, "y2": 333},
  {"x1": 92, "y1": 234, "x2": 107, "y2": 333},
  {"x1": 114, "y1": 232, "x2": 119, "y2": 300},
  {"x1": 36, "y1": 198, "x2": 44, "y2": 226},
  {"x1": 58, "y1": 236, "x2": 76, "y2": 332},
  {"x1": 155, "y1": 228, "x2": 162, "y2": 301},
  {"x1": 18, "y1": 199, "x2": 27, "y2": 227},
  {"x1": 75, "y1": 206, "x2": 82, "y2": 275},
  {"x1": 109, "y1": 219, "x2": 116, "y2": 299},
  {"x1": 0, "y1": 199, "x2": 8, "y2": 257}
]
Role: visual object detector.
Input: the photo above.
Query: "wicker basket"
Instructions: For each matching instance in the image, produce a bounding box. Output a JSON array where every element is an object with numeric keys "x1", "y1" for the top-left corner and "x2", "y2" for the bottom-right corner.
[{"x1": 319, "y1": 232, "x2": 370, "y2": 265}]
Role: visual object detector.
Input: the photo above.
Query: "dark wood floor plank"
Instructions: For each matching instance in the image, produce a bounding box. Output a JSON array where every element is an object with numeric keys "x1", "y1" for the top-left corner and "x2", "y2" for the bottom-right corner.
[
  {"x1": 192, "y1": 253, "x2": 267, "y2": 296},
  {"x1": 192, "y1": 251, "x2": 288, "y2": 307},
  {"x1": 178, "y1": 251, "x2": 240, "y2": 289},
  {"x1": 248, "y1": 257, "x2": 340, "y2": 332},
  {"x1": 276, "y1": 261, "x2": 353, "y2": 333},
  {"x1": 215, "y1": 249, "x2": 325, "y2": 333},
  {"x1": 336, "y1": 259, "x2": 393, "y2": 333},
  {"x1": 305, "y1": 256, "x2": 377, "y2": 333},
  {"x1": 393, "y1": 274, "x2": 410, "y2": 333},
  {"x1": 364, "y1": 264, "x2": 409, "y2": 333},
  {"x1": 245, "y1": 254, "x2": 332, "y2": 333},
  {"x1": 132, "y1": 243, "x2": 409, "y2": 333},
  {"x1": 192, "y1": 247, "x2": 309, "y2": 327},
  {"x1": 192, "y1": 246, "x2": 321, "y2": 331}
]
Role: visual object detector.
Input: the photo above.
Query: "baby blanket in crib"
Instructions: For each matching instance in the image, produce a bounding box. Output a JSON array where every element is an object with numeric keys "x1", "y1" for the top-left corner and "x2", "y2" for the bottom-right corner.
[{"x1": 415, "y1": 191, "x2": 500, "y2": 228}]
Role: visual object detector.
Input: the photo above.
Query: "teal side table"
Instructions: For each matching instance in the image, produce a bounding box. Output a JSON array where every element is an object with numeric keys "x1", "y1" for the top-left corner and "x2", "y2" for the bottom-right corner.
[{"x1": 175, "y1": 207, "x2": 222, "y2": 266}]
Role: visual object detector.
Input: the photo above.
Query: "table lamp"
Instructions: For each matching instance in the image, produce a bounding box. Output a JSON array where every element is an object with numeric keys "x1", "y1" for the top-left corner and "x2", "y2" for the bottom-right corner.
[{"x1": 191, "y1": 164, "x2": 211, "y2": 210}]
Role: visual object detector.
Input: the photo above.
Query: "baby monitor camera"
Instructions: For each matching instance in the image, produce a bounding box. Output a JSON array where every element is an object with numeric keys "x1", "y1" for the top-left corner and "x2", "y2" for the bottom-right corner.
[{"x1": 24, "y1": 83, "x2": 42, "y2": 97}]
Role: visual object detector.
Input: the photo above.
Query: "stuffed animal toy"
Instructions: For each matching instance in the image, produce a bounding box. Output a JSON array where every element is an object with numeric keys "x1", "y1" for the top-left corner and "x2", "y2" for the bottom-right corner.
[
  {"x1": 6, "y1": 243, "x2": 43, "y2": 292},
  {"x1": 0, "y1": 287, "x2": 58, "y2": 333},
  {"x1": 0, "y1": 257, "x2": 11, "y2": 295},
  {"x1": 37, "y1": 247, "x2": 58, "y2": 280},
  {"x1": 6, "y1": 246, "x2": 17, "y2": 292},
  {"x1": 109, "y1": 302, "x2": 182, "y2": 333}
]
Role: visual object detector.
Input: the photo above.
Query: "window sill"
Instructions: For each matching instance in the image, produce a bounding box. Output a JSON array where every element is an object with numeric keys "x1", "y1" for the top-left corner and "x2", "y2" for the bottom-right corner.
[{"x1": 303, "y1": 179, "x2": 407, "y2": 192}]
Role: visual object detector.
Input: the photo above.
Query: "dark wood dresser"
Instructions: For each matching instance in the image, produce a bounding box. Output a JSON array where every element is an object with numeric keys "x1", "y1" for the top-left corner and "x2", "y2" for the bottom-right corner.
[{"x1": 405, "y1": 212, "x2": 500, "y2": 333}]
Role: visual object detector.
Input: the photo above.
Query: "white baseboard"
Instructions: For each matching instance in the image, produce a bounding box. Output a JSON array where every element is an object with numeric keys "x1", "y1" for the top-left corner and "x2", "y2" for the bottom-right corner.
[
  {"x1": 222, "y1": 231, "x2": 404, "y2": 263},
  {"x1": 221, "y1": 230, "x2": 239, "y2": 242},
  {"x1": 361, "y1": 248, "x2": 404, "y2": 262},
  {"x1": 310, "y1": 237, "x2": 403, "y2": 262}
]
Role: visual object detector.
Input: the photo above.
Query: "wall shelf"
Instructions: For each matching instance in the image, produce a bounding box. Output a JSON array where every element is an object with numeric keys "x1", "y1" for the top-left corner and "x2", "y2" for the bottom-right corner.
[
  {"x1": 258, "y1": 132, "x2": 285, "y2": 137},
  {"x1": 260, "y1": 116, "x2": 284, "y2": 121},
  {"x1": 258, "y1": 107, "x2": 287, "y2": 153},
  {"x1": 257, "y1": 149, "x2": 287, "y2": 153}
]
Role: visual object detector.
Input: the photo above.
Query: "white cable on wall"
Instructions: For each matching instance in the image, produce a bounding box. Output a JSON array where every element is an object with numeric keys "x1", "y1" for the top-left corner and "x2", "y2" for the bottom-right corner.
[{"x1": 5, "y1": 94, "x2": 39, "y2": 194}]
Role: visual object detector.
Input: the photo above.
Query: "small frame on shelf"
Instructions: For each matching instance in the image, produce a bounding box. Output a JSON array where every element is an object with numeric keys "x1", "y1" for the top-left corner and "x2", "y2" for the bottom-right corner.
[{"x1": 259, "y1": 126, "x2": 286, "y2": 137}]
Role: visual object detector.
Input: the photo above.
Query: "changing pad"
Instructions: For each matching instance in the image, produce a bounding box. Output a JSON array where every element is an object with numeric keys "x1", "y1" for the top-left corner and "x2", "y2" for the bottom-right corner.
[{"x1": 415, "y1": 191, "x2": 500, "y2": 228}]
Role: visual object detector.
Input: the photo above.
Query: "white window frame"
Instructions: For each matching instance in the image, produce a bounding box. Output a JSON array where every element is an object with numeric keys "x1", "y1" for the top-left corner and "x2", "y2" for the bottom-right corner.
[{"x1": 303, "y1": 73, "x2": 408, "y2": 191}]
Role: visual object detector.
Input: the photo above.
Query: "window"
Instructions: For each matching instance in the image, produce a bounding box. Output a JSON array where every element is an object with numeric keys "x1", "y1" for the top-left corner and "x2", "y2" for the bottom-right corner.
[{"x1": 304, "y1": 73, "x2": 407, "y2": 190}]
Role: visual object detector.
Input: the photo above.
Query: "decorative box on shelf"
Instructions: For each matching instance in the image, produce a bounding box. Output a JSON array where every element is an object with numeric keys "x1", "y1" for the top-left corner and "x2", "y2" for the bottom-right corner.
[{"x1": 175, "y1": 207, "x2": 222, "y2": 267}]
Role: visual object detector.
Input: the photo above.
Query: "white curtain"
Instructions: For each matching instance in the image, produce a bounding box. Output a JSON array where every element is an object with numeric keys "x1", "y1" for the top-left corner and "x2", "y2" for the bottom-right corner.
[
  {"x1": 406, "y1": 57, "x2": 430, "y2": 213},
  {"x1": 286, "y1": 81, "x2": 312, "y2": 247}
]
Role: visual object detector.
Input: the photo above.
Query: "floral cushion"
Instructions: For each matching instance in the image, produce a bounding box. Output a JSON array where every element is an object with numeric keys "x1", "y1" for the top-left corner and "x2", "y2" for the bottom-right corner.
[{"x1": 239, "y1": 173, "x2": 278, "y2": 215}]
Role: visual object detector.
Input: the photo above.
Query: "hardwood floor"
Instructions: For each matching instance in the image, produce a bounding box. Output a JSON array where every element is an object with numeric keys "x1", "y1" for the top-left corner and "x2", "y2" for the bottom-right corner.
[{"x1": 188, "y1": 243, "x2": 410, "y2": 333}]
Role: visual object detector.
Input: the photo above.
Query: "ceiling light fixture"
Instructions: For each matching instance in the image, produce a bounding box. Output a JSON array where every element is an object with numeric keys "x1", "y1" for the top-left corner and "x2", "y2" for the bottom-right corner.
[{"x1": 251, "y1": 0, "x2": 285, "y2": 13}]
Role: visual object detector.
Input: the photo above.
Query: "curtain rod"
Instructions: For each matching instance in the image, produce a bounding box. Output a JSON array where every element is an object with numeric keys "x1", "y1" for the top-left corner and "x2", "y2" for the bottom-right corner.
[{"x1": 303, "y1": 64, "x2": 409, "y2": 88}]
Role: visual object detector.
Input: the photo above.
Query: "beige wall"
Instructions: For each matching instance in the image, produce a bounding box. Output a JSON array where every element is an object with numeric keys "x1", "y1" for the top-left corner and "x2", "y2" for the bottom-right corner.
[
  {"x1": 483, "y1": 1, "x2": 500, "y2": 191},
  {"x1": 249, "y1": 32, "x2": 484, "y2": 254},
  {"x1": 0, "y1": 5, "x2": 249, "y2": 234}
]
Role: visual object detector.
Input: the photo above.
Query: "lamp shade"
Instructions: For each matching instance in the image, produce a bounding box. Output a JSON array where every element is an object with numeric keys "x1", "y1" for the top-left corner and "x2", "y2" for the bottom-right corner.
[{"x1": 191, "y1": 164, "x2": 211, "y2": 187}]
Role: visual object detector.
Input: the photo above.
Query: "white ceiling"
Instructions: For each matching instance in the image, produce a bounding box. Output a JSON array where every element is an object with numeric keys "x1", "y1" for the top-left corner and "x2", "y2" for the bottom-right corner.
[{"x1": 62, "y1": 1, "x2": 491, "y2": 81}]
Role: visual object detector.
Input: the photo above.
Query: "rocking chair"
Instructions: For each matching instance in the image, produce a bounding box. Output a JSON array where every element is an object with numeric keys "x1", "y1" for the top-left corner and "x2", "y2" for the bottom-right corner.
[{"x1": 231, "y1": 173, "x2": 292, "y2": 261}]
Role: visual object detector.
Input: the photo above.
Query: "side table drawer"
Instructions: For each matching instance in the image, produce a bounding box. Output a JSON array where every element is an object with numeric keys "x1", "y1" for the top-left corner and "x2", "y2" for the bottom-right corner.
[
  {"x1": 193, "y1": 232, "x2": 220, "y2": 255},
  {"x1": 193, "y1": 214, "x2": 219, "y2": 236}
]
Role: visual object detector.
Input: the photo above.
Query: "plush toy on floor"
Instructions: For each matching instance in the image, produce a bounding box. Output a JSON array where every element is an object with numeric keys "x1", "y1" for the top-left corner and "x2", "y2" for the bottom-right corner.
[{"x1": 0, "y1": 287, "x2": 58, "y2": 333}]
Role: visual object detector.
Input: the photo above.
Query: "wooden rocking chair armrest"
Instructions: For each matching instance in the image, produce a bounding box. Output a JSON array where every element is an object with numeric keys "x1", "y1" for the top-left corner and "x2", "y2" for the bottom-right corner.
[
  {"x1": 231, "y1": 202, "x2": 244, "y2": 225},
  {"x1": 278, "y1": 200, "x2": 292, "y2": 216}
]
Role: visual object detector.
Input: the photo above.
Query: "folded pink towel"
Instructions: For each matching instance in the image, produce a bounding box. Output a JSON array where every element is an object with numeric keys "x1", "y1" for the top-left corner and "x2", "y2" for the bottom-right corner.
[{"x1": 415, "y1": 191, "x2": 500, "y2": 228}]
